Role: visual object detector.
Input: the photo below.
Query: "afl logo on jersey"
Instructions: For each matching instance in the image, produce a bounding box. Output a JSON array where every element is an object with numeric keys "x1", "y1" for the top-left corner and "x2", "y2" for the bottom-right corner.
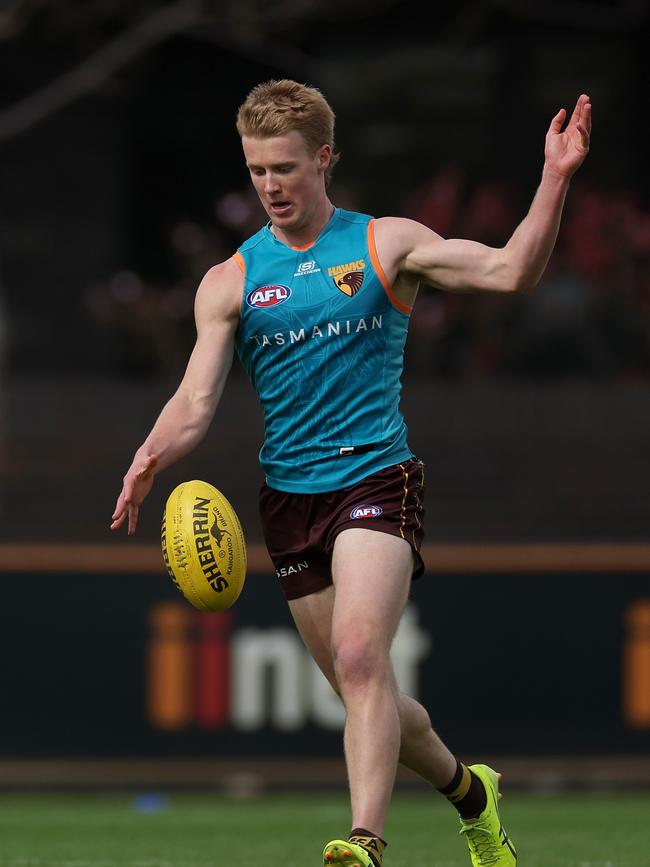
[
  {"x1": 350, "y1": 504, "x2": 384, "y2": 520},
  {"x1": 247, "y1": 284, "x2": 291, "y2": 308}
]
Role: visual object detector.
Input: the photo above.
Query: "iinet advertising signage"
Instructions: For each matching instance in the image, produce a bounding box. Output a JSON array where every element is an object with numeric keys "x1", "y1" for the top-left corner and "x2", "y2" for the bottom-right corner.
[{"x1": 147, "y1": 601, "x2": 430, "y2": 733}]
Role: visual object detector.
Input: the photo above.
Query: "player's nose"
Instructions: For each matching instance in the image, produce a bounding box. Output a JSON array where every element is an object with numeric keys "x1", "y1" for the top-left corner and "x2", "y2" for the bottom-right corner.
[{"x1": 264, "y1": 173, "x2": 281, "y2": 194}]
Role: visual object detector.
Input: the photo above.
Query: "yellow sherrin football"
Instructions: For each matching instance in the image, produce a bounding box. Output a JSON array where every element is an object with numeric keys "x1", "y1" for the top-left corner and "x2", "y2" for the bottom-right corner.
[{"x1": 161, "y1": 480, "x2": 247, "y2": 611}]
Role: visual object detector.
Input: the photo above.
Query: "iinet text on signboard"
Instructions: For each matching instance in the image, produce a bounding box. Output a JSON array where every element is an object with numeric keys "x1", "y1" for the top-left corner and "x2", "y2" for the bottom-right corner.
[{"x1": 147, "y1": 603, "x2": 431, "y2": 732}]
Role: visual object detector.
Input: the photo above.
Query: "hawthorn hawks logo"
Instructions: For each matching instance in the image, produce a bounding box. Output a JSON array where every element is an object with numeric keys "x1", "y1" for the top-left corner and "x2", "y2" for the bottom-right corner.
[
  {"x1": 334, "y1": 270, "x2": 364, "y2": 297},
  {"x1": 328, "y1": 259, "x2": 366, "y2": 297}
]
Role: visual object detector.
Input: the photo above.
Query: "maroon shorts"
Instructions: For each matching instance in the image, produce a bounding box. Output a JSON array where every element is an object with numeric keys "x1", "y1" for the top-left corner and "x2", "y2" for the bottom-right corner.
[{"x1": 259, "y1": 458, "x2": 426, "y2": 600}]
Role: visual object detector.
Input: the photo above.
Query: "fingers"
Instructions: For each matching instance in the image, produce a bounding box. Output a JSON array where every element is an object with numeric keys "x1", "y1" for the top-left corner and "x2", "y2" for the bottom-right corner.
[
  {"x1": 549, "y1": 94, "x2": 591, "y2": 137},
  {"x1": 127, "y1": 504, "x2": 140, "y2": 536},
  {"x1": 576, "y1": 123, "x2": 590, "y2": 149},
  {"x1": 580, "y1": 99, "x2": 592, "y2": 138},
  {"x1": 110, "y1": 498, "x2": 139, "y2": 535},
  {"x1": 110, "y1": 510, "x2": 126, "y2": 531},
  {"x1": 110, "y1": 492, "x2": 127, "y2": 531},
  {"x1": 548, "y1": 107, "x2": 566, "y2": 136},
  {"x1": 111, "y1": 482, "x2": 134, "y2": 532},
  {"x1": 569, "y1": 94, "x2": 591, "y2": 134},
  {"x1": 568, "y1": 93, "x2": 586, "y2": 128},
  {"x1": 573, "y1": 98, "x2": 591, "y2": 150},
  {"x1": 111, "y1": 454, "x2": 157, "y2": 534}
]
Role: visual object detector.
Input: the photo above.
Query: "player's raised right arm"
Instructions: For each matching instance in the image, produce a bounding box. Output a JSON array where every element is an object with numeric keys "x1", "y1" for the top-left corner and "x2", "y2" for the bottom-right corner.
[{"x1": 110, "y1": 257, "x2": 243, "y2": 535}]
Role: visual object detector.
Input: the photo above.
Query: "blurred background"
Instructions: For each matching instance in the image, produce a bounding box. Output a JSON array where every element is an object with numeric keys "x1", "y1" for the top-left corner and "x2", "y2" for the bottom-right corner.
[{"x1": 0, "y1": 0, "x2": 649, "y2": 795}]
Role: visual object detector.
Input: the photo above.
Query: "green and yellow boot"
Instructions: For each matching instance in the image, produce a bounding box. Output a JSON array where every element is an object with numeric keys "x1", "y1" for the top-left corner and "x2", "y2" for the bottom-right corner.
[
  {"x1": 323, "y1": 831, "x2": 385, "y2": 867},
  {"x1": 459, "y1": 764, "x2": 517, "y2": 866}
]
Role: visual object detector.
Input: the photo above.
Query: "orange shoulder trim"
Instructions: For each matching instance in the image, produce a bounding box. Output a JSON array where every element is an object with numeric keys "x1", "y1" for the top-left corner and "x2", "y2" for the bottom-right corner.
[
  {"x1": 233, "y1": 251, "x2": 246, "y2": 276},
  {"x1": 367, "y1": 219, "x2": 412, "y2": 315}
]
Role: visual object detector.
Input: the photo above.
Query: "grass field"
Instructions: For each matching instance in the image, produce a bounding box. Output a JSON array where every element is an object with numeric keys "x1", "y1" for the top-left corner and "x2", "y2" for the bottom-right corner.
[{"x1": 0, "y1": 791, "x2": 648, "y2": 867}]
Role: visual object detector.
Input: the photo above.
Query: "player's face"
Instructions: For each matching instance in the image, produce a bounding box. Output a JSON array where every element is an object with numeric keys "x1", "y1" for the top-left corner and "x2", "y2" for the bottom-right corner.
[{"x1": 242, "y1": 131, "x2": 331, "y2": 233}]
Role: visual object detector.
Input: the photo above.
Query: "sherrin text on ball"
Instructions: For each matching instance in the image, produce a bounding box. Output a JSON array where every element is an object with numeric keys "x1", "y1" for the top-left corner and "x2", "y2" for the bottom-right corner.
[{"x1": 161, "y1": 480, "x2": 246, "y2": 611}]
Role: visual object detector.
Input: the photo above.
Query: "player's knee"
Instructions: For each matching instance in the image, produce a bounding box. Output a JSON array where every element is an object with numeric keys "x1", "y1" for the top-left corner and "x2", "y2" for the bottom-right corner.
[{"x1": 332, "y1": 632, "x2": 388, "y2": 690}]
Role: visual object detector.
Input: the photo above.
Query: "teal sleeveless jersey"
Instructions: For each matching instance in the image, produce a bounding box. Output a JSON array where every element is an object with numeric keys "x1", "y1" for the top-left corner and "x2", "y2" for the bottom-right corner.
[{"x1": 234, "y1": 207, "x2": 413, "y2": 493}]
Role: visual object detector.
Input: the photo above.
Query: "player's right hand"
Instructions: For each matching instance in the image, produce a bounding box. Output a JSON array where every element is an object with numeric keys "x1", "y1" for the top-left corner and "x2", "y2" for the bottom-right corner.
[
  {"x1": 544, "y1": 93, "x2": 591, "y2": 179},
  {"x1": 110, "y1": 454, "x2": 158, "y2": 535}
]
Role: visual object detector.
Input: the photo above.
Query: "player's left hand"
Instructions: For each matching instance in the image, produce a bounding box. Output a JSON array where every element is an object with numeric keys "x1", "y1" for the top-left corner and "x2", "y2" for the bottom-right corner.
[{"x1": 544, "y1": 93, "x2": 591, "y2": 179}]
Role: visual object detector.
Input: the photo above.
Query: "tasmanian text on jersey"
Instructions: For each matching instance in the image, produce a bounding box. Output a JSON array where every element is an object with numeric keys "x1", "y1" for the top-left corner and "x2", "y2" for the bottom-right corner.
[{"x1": 250, "y1": 315, "x2": 383, "y2": 347}]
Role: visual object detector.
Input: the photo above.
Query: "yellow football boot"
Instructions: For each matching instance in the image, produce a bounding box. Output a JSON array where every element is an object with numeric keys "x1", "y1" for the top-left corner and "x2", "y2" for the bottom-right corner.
[
  {"x1": 323, "y1": 840, "x2": 377, "y2": 867},
  {"x1": 459, "y1": 764, "x2": 517, "y2": 866}
]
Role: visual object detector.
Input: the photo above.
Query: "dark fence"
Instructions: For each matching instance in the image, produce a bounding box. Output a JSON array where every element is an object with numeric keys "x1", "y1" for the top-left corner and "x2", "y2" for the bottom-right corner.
[
  {"x1": 1, "y1": 545, "x2": 648, "y2": 766},
  {"x1": 4, "y1": 378, "x2": 650, "y2": 545}
]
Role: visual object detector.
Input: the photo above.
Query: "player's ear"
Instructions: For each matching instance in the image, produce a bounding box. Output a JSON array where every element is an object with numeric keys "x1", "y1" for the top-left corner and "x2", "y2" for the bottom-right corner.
[{"x1": 317, "y1": 144, "x2": 332, "y2": 173}]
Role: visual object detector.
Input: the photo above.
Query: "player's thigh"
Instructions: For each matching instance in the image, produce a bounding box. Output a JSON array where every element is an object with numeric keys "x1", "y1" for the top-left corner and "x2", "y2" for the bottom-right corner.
[
  {"x1": 288, "y1": 584, "x2": 338, "y2": 690},
  {"x1": 331, "y1": 527, "x2": 413, "y2": 655}
]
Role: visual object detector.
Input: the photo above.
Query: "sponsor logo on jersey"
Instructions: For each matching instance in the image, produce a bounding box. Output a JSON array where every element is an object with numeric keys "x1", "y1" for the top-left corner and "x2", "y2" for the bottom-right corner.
[
  {"x1": 350, "y1": 504, "x2": 383, "y2": 520},
  {"x1": 250, "y1": 314, "x2": 383, "y2": 347},
  {"x1": 328, "y1": 259, "x2": 366, "y2": 297},
  {"x1": 247, "y1": 284, "x2": 291, "y2": 308},
  {"x1": 294, "y1": 260, "x2": 321, "y2": 277}
]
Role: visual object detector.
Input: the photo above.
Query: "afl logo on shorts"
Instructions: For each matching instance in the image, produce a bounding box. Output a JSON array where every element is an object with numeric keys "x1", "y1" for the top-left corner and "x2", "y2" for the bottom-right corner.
[
  {"x1": 247, "y1": 284, "x2": 291, "y2": 308},
  {"x1": 350, "y1": 504, "x2": 383, "y2": 520}
]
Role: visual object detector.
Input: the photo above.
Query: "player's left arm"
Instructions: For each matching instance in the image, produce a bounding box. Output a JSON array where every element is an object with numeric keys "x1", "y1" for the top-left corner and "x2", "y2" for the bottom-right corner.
[{"x1": 379, "y1": 94, "x2": 591, "y2": 296}]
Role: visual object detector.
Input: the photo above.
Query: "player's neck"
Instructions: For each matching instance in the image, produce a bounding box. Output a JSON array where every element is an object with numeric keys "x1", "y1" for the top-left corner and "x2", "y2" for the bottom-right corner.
[{"x1": 272, "y1": 198, "x2": 335, "y2": 249}]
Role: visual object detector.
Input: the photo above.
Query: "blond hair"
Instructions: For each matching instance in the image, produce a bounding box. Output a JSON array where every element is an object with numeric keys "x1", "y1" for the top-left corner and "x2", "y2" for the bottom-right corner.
[{"x1": 236, "y1": 79, "x2": 340, "y2": 185}]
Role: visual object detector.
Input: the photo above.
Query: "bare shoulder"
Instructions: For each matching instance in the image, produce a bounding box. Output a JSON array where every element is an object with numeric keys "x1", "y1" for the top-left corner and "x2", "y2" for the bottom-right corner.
[
  {"x1": 373, "y1": 216, "x2": 443, "y2": 277},
  {"x1": 195, "y1": 256, "x2": 244, "y2": 326},
  {"x1": 374, "y1": 216, "x2": 441, "y2": 245}
]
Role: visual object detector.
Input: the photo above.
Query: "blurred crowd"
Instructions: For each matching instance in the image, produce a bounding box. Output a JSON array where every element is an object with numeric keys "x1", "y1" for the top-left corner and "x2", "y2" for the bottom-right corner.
[
  {"x1": 85, "y1": 167, "x2": 650, "y2": 382},
  {"x1": 404, "y1": 166, "x2": 650, "y2": 381}
]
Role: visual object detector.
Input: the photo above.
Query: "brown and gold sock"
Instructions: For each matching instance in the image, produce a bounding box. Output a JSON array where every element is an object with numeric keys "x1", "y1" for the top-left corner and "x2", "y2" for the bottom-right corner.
[
  {"x1": 349, "y1": 827, "x2": 387, "y2": 867},
  {"x1": 437, "y1": 760, "x2": 487, "y2": 820}
]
